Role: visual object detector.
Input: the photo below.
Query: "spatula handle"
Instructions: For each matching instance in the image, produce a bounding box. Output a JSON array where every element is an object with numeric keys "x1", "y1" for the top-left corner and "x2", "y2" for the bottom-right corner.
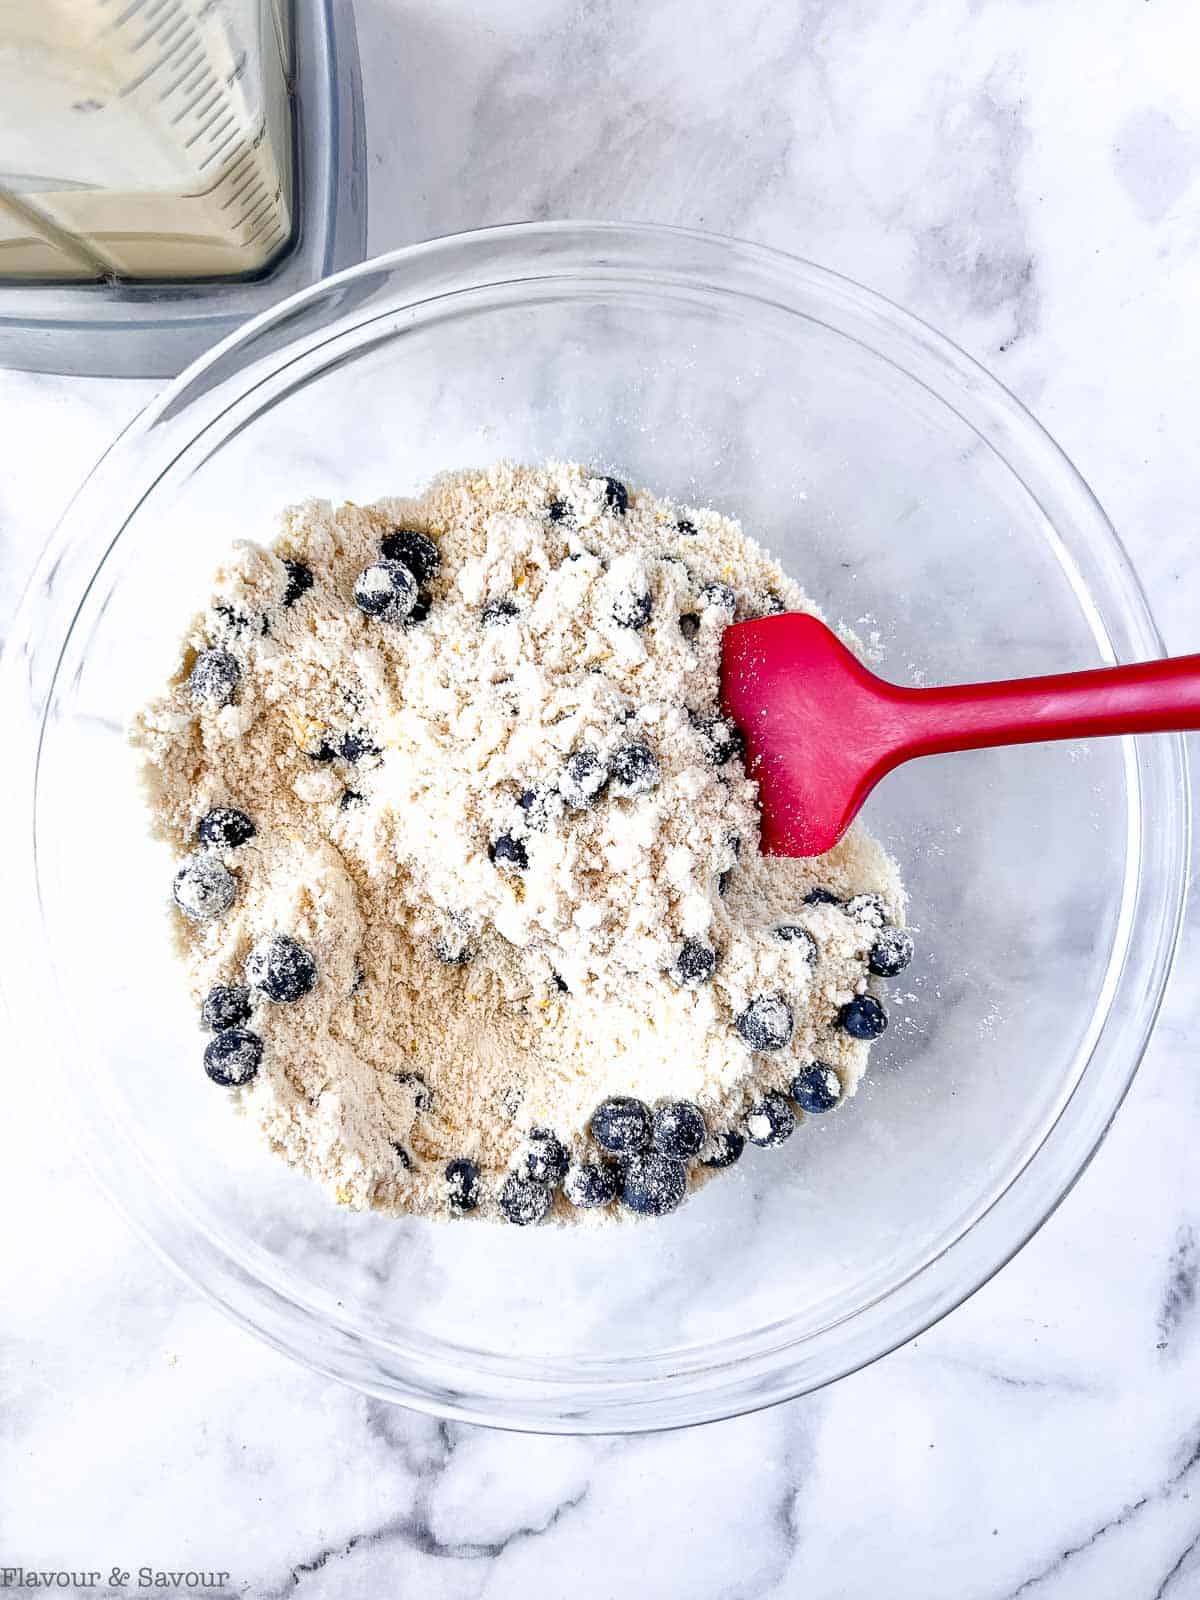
[{"x1": 891, "y1": 653, "x2": 1200, "y2": 759}]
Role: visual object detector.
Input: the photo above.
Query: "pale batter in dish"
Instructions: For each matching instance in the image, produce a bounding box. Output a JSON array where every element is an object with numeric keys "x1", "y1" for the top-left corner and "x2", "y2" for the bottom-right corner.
[{"x1": 131, "y1": 462, "x2": 912, "y2": 1224}]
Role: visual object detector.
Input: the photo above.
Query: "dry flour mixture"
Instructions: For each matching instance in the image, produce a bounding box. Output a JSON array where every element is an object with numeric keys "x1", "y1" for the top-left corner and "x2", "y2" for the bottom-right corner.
[{"x1": 131, "y1": 462, "x2": 912, "y2": 1225}]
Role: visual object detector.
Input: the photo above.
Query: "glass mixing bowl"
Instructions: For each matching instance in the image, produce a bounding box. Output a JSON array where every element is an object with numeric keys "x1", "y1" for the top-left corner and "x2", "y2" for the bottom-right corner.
[{"x1": 2, "y1": 223, "x2": 1187, "y2": 1432}]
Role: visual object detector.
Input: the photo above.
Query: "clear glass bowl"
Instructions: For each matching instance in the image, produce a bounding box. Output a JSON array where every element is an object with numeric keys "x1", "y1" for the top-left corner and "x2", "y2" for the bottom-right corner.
[{"x1": 2, "y1": 223, "x2": 1187, "y2": 1432}]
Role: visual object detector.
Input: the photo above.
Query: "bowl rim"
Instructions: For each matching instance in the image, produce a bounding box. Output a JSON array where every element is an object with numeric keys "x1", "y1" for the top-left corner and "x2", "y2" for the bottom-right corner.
[{"x1": 1, "y1": 219, "x2": 1189, "y2": 1432}]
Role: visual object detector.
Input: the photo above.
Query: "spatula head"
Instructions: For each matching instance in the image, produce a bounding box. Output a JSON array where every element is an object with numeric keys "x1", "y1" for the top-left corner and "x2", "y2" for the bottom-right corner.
[{"x1": 720, "y1": 613, "x2": 900, "y2": 857}]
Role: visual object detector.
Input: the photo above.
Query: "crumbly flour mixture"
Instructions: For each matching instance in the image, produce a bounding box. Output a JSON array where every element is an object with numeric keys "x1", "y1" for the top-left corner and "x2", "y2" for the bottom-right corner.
[{"x1": 131, "y1": 462, "x2": 912, "y2": 1225}]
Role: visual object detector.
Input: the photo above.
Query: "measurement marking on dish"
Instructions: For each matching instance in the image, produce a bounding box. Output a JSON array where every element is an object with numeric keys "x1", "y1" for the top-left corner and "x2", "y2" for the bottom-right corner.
[
  {"x1": 109, "y1": 0, "x2": 158, "y2": 27},
  {"x1": 174, "y1": 60, "x2": 211, "y2": 98},
  {"x1": 171, "y1": 78, "x2": 219, "y2": 127},
  {"x1": 245, "y1": 215, "x2": 286, "y2": 251},
  {"x1": 114, "y1": 0, "x2": 169, "y2": 27},
  {"x1": 187, "y1": 94, "x2": 226, "y2": 137},
  {"x1": 138, "y1": 18, "x2": 189, "y2": 71},
  {"x1": 221, "y1": 169, "x2": 262, "y2": 209},
  {"x1": 216, "y1": 152, "x2": 258, "y2": 203},
  {"x1": 119, "y1": 48, "x2": 173, "y2": 97},
  {"x1": 205, "y1": 111, "x2": 237, "y2": 146},
  {"x1": 130, "y1": 5, "x2": 186, "y2": 56},
  {"x1": 184, "y1": 106, "x2": 230, "y2": 149},
  {"x1": 230, "y1": 189, "x2": 267, "y2": 225},
  {"x1": 201, "y1": 130, "x2": 240, "y2": 170},
  {"x1": 230, "y1": 192, "x2": 267, "y2": 230},
  {"x1": 240, "y1": 194, "x2": 276, "y2": 233},
  {"x1": 158, "y1": 47, "x2": 206, "y2": 101}
]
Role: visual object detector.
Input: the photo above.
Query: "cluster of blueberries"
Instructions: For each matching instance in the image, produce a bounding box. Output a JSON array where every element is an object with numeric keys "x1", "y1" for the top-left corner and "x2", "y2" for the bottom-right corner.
[
  {"x1": 350, "y1": 526, "x2": 440, "y2": 627},
  {"x1": 350, "y1": 481, "x2": 632, "y2": 636},
  {"x1": 486, "y1": 705, "x2": 743, "y2": 878},
  {"x1": 440, "y1": 1097, "x2": 716, "y2": 1226},
  {"x1": 185, "y1": 524, "x2": 440, "y2": 719},
  {"x1": 438, "y1": 889, "x2": 913, "y2": 1226},
  {"x1": 179, "y1": 528, "x2": 449, "y2": 1086},
  {"x1": 169, "y1": 801, "x2": 318, "y2": 1088},
  {"x1": 486, "y1": 736, "x2": 672, "y2": 876},
  {"x1": 198, "y1": 927, "x2": 317, "y2": 1088},
  {"x1": 438, "y1": 1074, "x2": 817, "y2": 1226}
]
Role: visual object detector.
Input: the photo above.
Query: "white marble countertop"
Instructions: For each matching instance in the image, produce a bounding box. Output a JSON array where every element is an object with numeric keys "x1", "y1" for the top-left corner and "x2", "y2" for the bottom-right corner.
[{"x1": 4, "y1": 1, "x2": 1200, "y2": 1594}]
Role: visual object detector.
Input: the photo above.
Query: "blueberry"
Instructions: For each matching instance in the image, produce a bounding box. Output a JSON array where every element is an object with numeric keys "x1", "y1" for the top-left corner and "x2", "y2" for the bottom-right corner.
[
  {"x1": 679, "y1": 612, "x2": 701, "y2": 640},
  {"x1": 701, "y1": 1129, "x2": 745, "y2": 1169},
  {"x1": 396, "y1": 1072, "x2": 432, "y2": 1113},
  {"x1": 308, "y1": 739, "x2": 338, "y2": 763},
  {"x1": 745, "y1": 1092, "x2": 795, "y2": 1147},
  {"x1": 610, "y1": 742, "x2": 661, "y2": 797},
  {"x1": 197, "y1": 806, "x2": 256, "y2": 850},
  {"x1": 547, "y1": 499, "x2": 570, "y2": 522},
  {"x1": 406, "y1": 591, "x2": 432, "y2": 626},
  {"x1": 668, "y1": 939, "x2": 717, "y2": 987},
  {"x1": 791, "y1": 1063, "x2": 843, "y2": 1114},
  {"x1": 282, "y1": 559, "x2": 314, "y2": 607},
  {"x1": 203, "y1": 1027, "x2": 263, "y2": 1087},
  {"x1": 391, "y1": 1141, "x2": 413, "y2": 1169},
  {"x1": 201, "y1": 984, "x2": 252, "y2": 1031},
  {"x1": 845, "y1": 893, "x2": 888, "y2": 928},
  {"x1": 613, "y1": 588, "x2": 652, "y2": 629},
  {"x1": 760, "y1": 592, "x2": 787, "y2": 615},
  {"x1": 734, "y1": 993, "x2": 794, "y2": 1052},
  {"x1": 481, "y1": 597, "x2": 520, "y2": 626},
  {"x1": 620, "y1": 1152, "x2": 688, "y2": 1216},
  {"x1": 676, "y1": 518, "x2": 697, "y2": 536},
  {"x1": 517, "y1": 786, "x2": 557, "y2": 832},
  {"x1": 173, "y1": 854, "x2": 236, "y2": 922},
  {"x1": 445, "y1": 1158, "x2": 480, "y2": 1213},
  {"x1": 353, "y1": 559, "x2": 418, "y2": 623},
  {"x1": 188, "y1": 647, "x2": 240, "y2": 707},
  {"x1": 339, "y1": 790, "x2": 365, "y2": 810},
  {"x1": 246, "y1": 933, "x2": 317, "y2": 1003},
  {"x1": 774, "y1": 925, "x2": 818, "y2": 965},
  {"x1": 380, "y1": 527, "x2": 440, "y2": 584},
  {"x1": 700, "y1": 582, "x2": 736, "y2": 617},
  {"x1": 652, "y1": 1100, "x2": 706, "y2": 1160},
  {"x1": 718, "y1": 870, "x2": 733, "y2": 897},
  {"x1": 869, "y1": 926, "x2": 914, "y2": 977},
  {"x1": 521, "y1": 1129, "x2": 569, "y2": 1187},
  {"x1": 603, "y1": 476, "x2": 629, "y2": 514},
  {"x1": 559, "y1": 750, "x2": 609, "y2": 808},
  {"x1": 338, "y1": 730, "x2": 380, "y2": 763},
  {"x1": 489, "y1": 833, "x2": 528, "y2": 872},
  {"x1": 563, "y1": 1161, "x2": 619, "y2": 1209},
  {"x1": 550, "y1": 970, "x2": 569, "y2": 993},
  {"x1": 590, "y1": 1095, "x2": 651, "y2": 1154},
  {"x1": 500, "y1": 1173, "x2": 551, "y2": 1225},
  {"x1": 694, "y1": 715, "x2": 745, "y2": 766},
  {"x1": 840, "y1": 995, "x2": 888, "y2": 1039},
  {"x1": 803, "y1": 887, "x2": 841, "y2": 906}
]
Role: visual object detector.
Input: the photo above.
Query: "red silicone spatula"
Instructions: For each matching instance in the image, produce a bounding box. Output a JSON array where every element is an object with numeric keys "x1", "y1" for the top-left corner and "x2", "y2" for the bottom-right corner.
[{"x1": 720, "y1": 612, "x2": 1200, "y2": 858}]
